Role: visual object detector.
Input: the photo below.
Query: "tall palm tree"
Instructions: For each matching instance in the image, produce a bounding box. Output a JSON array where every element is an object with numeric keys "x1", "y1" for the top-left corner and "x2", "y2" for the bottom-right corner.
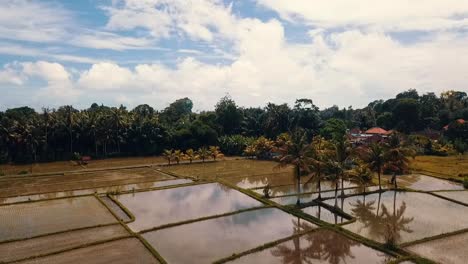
[
  {"x1": 276, "y1": 130, "x2": 314, "y2": 206},
  {"x1": 384, "y1": 134, "x2": 411, "y2": 188},
  {"x1": 305, "y1": 136, "x2": 329, "y2": 200},
  {"x1": 359, "y1": 143, "x2": 386, "y2": 190}
]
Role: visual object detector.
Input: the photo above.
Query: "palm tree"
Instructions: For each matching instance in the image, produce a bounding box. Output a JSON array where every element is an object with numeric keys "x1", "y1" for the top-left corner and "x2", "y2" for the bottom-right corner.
[
  {"x1": 384, "y1": 134, "x2": 411, "y2": 188},
  {"x1": 350, "y1": 161, "x2": 373, "y2": 194},
  {"x1": 184, "y1": 149, "x2": 197, "y2": 163},
  {"x1": 305, "y1": 136, "x2": 328, "y2": 200},
  {"x1": 209, "y1": 146, "x2": 224, "y2": 161},
  {"x1": 359, "y1": 143, "x2": 386, "y2": 190},
  {"x1": 243, "y1": 145, "x2": 256, "y2": 159},
  {"x1": 173, "y1": 149, "x2": 183, "y2": 165},
  {"x1": 276, "y1": 130, "x2": 314, "y2": 206},
  {"x1": 197, "y1": 147, "x2": 210, "y2": 163},
  {"x1": 163, "y1": 149, "x2": 174, "y2": 165}
]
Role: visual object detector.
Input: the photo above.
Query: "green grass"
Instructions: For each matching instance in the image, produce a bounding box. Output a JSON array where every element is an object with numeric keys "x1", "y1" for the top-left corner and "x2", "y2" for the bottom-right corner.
[{"x1": 410, "y1": 155, "x2": 468, "y2": 180}]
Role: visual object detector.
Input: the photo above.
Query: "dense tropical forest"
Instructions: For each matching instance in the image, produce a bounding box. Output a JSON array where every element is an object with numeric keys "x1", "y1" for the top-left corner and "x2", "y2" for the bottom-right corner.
[{"x1": 0, "y1": 89, "x2": 467, "y2": 164}]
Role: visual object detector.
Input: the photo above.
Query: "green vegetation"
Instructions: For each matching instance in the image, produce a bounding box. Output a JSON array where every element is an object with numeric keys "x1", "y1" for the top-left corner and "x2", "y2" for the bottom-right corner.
[
  {"x1": 464, "y1": 177, "x2": 468, "y2": 189},
  {"x1": 1, "y1": 89, "x2": 466, "y2": 166}
]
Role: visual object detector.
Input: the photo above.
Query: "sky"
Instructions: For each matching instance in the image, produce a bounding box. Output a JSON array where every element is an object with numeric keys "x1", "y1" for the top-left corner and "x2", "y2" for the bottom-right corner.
[{"x1": 0, "y1": 0, "x2": 467, "y2": 112}]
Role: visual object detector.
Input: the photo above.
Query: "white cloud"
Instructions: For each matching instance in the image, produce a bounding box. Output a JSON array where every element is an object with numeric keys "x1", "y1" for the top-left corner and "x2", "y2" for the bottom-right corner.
[
  {"x1": 104, "y1": 0, "x2": 237, "y2": 42},
  {"x1": 256, "y1": 0, "x2": 468, "y2": 32}
]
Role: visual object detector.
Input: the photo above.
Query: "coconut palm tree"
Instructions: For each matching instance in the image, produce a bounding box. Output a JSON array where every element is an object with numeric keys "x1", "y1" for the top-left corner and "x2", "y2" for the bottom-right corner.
[
  {"x1": 359, "y1": 143, "x2": 386, "y2": 190},
  {"x1": 276, "y1": 130, "x2": 314, "y2": 206},
  {"x1": 163, "y1": 149, "x2": 174, "y2": 165},
  {"x1": 305, "y1": 136, "x2": 329, "y2": 200},
  {"x1": 197, "y1": 147, "x2": 210, "y2": 163},
  {"x1": 184, "y1": 149, "x2": 197, "y2": 163},
  {"x1": 384, "y1": 134, "x2": 411, "y2": 188},
  {"x1": 173, "y1": 149, "x2": 183, "y2": 164},
  {"x1": 209, "y1": 146, "x2": 224, "y2": 161}
]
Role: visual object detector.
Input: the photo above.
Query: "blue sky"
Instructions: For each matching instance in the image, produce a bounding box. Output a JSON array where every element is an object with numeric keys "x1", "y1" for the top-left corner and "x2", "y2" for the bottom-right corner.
[{"x1": 1, "y1": 0, "x2": 467, "y2": 111}]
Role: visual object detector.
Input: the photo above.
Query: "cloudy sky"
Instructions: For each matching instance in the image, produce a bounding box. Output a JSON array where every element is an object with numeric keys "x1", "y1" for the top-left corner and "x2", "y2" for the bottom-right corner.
[{"x1": 1, "y1": 0, "x2": 467, "y2": 111}]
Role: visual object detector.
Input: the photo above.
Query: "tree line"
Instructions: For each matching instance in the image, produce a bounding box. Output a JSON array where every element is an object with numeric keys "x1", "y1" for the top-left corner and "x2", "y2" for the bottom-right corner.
[{"x1": 0, "y1": 89, "x2": 467, "y2": 164}]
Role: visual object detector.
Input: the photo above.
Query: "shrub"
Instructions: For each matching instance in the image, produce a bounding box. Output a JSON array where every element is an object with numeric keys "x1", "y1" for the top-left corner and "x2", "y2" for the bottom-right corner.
[
  {"x1": 464, "y1": 177, "x2": 468, "y2": 189},
  {"x1": 18, "y1": 170, "x2": 29, "y2": 175},
  {"x1": 0, "y1": 171, "x2": 4, "y2": 176},
  {"x1": 218, "y1": 135, "x2": 255, "y2": 156}
]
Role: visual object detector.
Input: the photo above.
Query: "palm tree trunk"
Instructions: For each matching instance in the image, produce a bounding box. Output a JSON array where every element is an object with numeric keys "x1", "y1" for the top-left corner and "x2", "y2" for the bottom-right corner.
[
  {"x1": 341, "y1": 174, "x2": 345, "y2": 196},
  {"x1": 334, "y1": 179, "x2": 338, "y2": 207},
  {"x1": 378, "y1": 169, "x2": 382, "y2": 190},
  {"x1": 317, "y1": 170, "x2": 322, "y2": 200},
  {"x1": 296, "y1": 165, "x2": 301, "y2": 206},
  {"x1": 377, "y1": 192, "x2": 382, "y2": 216}
]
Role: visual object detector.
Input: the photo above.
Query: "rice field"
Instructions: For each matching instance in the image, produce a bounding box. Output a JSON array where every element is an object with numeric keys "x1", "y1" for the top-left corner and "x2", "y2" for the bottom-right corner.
[{"x1": 0, "y1": 158, "x2": 467, "y2": 263}]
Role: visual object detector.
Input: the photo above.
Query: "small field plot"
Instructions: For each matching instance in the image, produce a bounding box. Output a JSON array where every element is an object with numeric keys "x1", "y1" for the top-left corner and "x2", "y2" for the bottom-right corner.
[
  {"x1": 228, "y1": 229, "x2": 392, "y2": 264},
  {"x1": 383, "y1": 174, "x2": 463, "y2": 191},
  {"x1": 0, "y1": 224, "x2": 129, "y2": 263},
  {"x1": 224, "y1": 171, "x2": 302, "y2": 189},
  {"x1": 0, "y1": 168, "x2": 173, "y2": 197},
  {"x1": 0, "y1": 178, "x2": 192, "y2": 205},
  {"x1": 410, "y1": 155, "x2": 468, "y2": 179},
  {"x1": 164, "y1": 159, "x2": 293, "y2": 180},
  {"x1": 142, "y1": 207, "x2": 316, "y2": 263},
  {"x1": 0, "y1": 196, "x2": 117, "y2": 242},
  {"x1": 327, "y1": 191, "x2": 468, "y2": 244},
  {"x1": 16, "y1": 237, "x2": 159, "y2": 264},
  {"x1": 114, "y1": 183, "x2": 263, "y2": 232},
  {"x1": 252, "y1": 180, "x2": 358, "y2": 197},
  {"x1": 433, "y1": 191, "x2": 468, "y2": 205},
  {"x1": 406, "y1": 231, "x2": 468, "y2": 264}
]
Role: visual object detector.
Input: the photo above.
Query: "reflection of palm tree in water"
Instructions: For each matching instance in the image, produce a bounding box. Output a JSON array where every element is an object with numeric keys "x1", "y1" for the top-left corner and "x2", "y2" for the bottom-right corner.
[
  {"x1": 350, "y1": 191, "x2": 414, "y2": 244},
  {"x1": 271, "y1": 227, "x2": 358, "y2": 264}
]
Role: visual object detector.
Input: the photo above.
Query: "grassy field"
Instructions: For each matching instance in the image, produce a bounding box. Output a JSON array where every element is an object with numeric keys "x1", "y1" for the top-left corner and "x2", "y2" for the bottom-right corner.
[{"x1": 410, "y1": 155, "x2": 468, "y2": 180}]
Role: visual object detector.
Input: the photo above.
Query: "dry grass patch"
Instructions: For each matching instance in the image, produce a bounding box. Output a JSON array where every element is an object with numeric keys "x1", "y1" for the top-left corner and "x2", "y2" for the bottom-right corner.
[{"x1": 410, "y1": 155, "x2": 468, "y2": 180}]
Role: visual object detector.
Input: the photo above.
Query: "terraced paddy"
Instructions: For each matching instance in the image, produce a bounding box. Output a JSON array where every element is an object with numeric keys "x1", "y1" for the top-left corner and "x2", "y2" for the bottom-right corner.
[{"x1": 0, "y1": 159, "x2": 466, "y2": 263}]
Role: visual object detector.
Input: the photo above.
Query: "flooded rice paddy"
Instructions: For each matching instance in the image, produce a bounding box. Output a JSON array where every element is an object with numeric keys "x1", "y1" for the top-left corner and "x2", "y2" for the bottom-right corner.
[
  {"x1": 142, "y1": 207, "x2": 316, "y2": 263},
  {"x1": 229, "y1": 229, "x2": 393, "y2": 264},
  {"x1": 328, "y1": 191, "x2": 468, "y2": 244},
  {"x1": 16, "y1": 237, "x2": 159, "y2": 264},
  {"x1": 0, "y1": 224, "x2": 129, "y2": 263},
  {"x1": 384, "y1": 174, "x2": 464, "y2": 191},
  {"x1": 0, "y1": 196, "x2": 117, "y2": 242},
  {"x1": 1, "y1": 160, "x2": 465, "y2": 263},
  {"x1": 114, "y1": 182, "x2": 263, "y2": 231},
  {"x1": 433, "y1": 190, "x2": 468, "y2": 205},
  {"x1": 406, "y1": 231, "x2": 468, "y2": 264}
]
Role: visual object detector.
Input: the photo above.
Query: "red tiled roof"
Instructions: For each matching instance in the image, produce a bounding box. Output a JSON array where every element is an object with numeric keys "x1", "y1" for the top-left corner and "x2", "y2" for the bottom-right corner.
[
  {"x1": 443, "y1": 119, "x2": 465, "y2": 130},
  {"x1": 365, "y1": 127, "x2": 389, "y2": 135}
]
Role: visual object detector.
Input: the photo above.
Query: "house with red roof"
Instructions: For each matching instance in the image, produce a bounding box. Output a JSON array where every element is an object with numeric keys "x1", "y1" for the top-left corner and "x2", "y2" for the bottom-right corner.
[
  {"x1": 443, "y1": 119, "x2": 465, "y2": 130},
  {"x1": 348, "y1": 127, "x2": 390, "y2": 145}
]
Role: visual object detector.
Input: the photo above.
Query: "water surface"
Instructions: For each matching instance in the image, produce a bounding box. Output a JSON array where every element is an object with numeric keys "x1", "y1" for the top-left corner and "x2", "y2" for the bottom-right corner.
[
  {"x1": 229, "y1": 229, "x2": 392, "y2": 264},
  {"x1": 115, "y1": 183, "x2": 263, "y2": 231},
  {"x1": 143, "y1": 207, "x2": 316, "y2": 263}
]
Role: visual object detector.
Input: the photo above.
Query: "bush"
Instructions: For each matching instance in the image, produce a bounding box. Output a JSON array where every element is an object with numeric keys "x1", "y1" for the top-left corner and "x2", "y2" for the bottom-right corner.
[
  {"x1": 18, "y1": 170, "x2": 29, "y2": 175},
  {"x1": 464, "y1": 177, "x2": 468, "y2": 189},
  {"x1": 0, "y1": 171, "x2": 4, "y2": 176},
  {"x1": 218, "y1": 135, "x2": 255, "y2": 156}
]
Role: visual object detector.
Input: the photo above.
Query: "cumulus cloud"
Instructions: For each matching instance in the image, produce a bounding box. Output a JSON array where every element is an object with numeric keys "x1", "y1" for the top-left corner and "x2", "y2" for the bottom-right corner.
[
  {"x1": 256, "y1": 0, "x2": 468, "y2": 32},
  {"x1": 104, "y1": 0, "x2": 237, "y2": 42}
]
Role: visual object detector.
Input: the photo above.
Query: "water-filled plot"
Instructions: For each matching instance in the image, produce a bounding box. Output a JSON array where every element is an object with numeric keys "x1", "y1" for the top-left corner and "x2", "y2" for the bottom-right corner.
[
  {"x1": 406, "y1": 231, "x2": 468, "y2": 264},
  {"x1": 0, "y1": 224, "x2": 129, "y2": 263},
  {"x1": 302, "y1": 206, "x2": 348, "y2": 224},
  {"x1": 253, "y1": 180, "x2": 357, "y2": 197},
  {"x1": 434, "y1": 191, "x2": 468, "y2": 205},
  {"x1": 327, "y1": 191, "x2": 468, "y2": 244},
  {"x1": 228, "y1": 229, "x2": 393, "y2": 264},
  {"x1": 113, "y1": 183, "x2": 264, "y2": 232},
  {"x1": 142, "y1": 207, "x2": 316, "y2": 263},
  {"x1": 16, "y1": 237, "x2": 159, "y2": 264},
  {"x1": 0, "y1": 196, "x2": 117, "y2": 242},
  {"x1": 225, "y1": 171, "x2": 306, "y2": 189},
  {"x1": 0, "y1": 178, "x2": 192, "y2": 205},
  {"x1": 0, "y1": 167, "x2": 174, "y2": 197},
  {"x1": 384, "y1": 174, "x2": 463, "y2": 191}
]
